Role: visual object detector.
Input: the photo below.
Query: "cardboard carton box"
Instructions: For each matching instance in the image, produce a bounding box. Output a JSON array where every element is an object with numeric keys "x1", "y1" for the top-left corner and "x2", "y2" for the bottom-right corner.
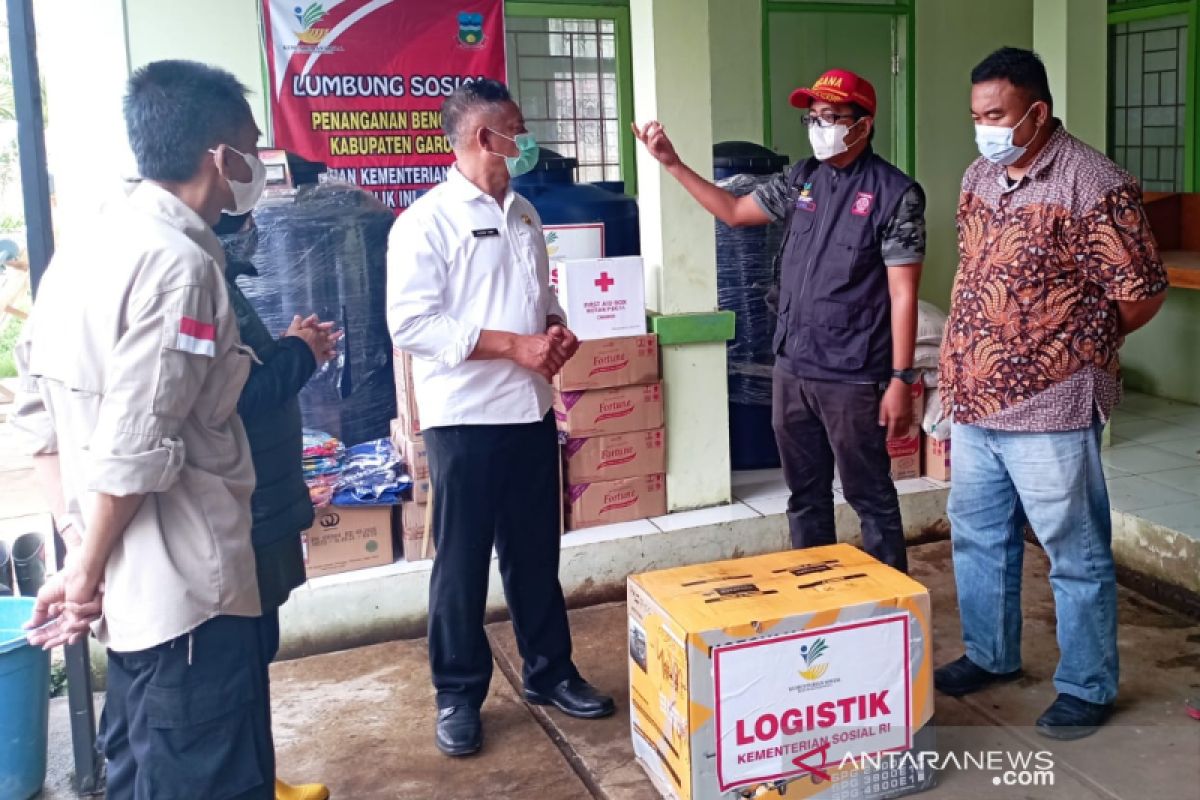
[
  {"x1": 392, "y1": 348, "x2": 422, "y2": 439},
  {"x1": 906, "y1": 381, "x2": 926, "y2": 428},
  {"x1": 563, "y1": 428, "x2": 667, "y2": 484},
  {"x1": 628, "y1": 544, "x2": 936, "y2": 800},
  {"x1": 555, "y1": 382, "x2": 664, "y2": 438},
  {"x1": 555, "y1": 335, "x2": 660, "y2": 392},
  {"x1": 567, "y1": 473, "x2": 666, "y2": 530},
  {"x1": 301, "y1": 505, "x2": 396, "y2": 579},
  {"x1": 923, "y1": 435, "x2": 951, "y2": 482},
  {"x1": 552, "y1": 256, "x2": 647, "y2": 341},
  {"x1": 393, "y1": 427, "x2": 429, "y2": 480},
  {"x1": 888, "y1": 433, "x2": 921, "y2": 481},
  {"x1": 888, "y1": 383, "x2": 926, "y2": 482},
  {"x1": 400, "y1": 501, "x2": 435, "y2": 561},
  {"x1": 409, "y1": 475, "x2": 431, "y2": 504}
]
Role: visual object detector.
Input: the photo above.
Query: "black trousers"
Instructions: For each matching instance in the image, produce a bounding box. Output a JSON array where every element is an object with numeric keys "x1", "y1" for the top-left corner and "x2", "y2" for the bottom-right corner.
[
  {"x1": 423, "y1": 413, "x2": 577, "y2": 710},
  {"x1": 771, "y1": 367, "x2": 908, "y2": 572},
  {"x1": 102, "y1": 614, "x2": 275, "y2": 800}
]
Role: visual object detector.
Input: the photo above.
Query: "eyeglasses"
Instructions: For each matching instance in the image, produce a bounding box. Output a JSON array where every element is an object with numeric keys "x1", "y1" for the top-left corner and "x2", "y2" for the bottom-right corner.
[{"x1": 801, "y1": 112, "x2": 861, "y2": 129}]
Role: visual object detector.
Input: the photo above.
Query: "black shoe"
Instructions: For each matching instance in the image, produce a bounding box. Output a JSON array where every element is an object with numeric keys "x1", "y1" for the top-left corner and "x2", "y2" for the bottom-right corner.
[
  {"x1": 524, "y1": 677, "x2": 616, "y2": 720},
  {"x1": 1036, "y1": 694, "x2": 1114, "y2": 740},
  {"x1": 934, "y1": 655, "x2": 1023, "y2": 697},
  {"x1": 435, "y1": 705, "x2": 482, "y2": 757}
]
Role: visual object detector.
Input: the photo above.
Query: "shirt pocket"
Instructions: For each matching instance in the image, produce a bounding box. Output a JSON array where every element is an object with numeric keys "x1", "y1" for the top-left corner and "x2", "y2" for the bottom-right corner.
[
  {"x1": 513, "y1": 224, "x2": 545, "y2": 301},
  {"x1": 196, "y1": 344, "x2": 253, "y2": 429},
  {"x1": 799, "y1": 298, "x2": 872, "y2": 372},
  {"x1": 833, "y1": 218, "x2": 880, "y2": 281}
]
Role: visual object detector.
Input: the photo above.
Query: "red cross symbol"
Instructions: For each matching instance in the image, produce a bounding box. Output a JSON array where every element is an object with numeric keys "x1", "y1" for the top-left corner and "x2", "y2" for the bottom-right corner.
[{"x1": 595, "y1": 272, "x2": 615, "y2": 292}]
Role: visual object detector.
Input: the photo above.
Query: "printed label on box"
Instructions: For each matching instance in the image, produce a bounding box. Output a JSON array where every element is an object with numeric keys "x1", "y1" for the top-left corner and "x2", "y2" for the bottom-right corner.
[
  {"x1": 554, "y1": 256, "x2": 647, "y2": 341},
  {"x1": 713, "y1": 614, "x2": 912, "y2": 792}
]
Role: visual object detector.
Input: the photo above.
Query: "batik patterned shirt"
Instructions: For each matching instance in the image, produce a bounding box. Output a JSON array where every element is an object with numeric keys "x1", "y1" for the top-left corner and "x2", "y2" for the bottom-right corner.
[{"x1": 939, "y1": 124, "x2": 1167, "y2": 432}]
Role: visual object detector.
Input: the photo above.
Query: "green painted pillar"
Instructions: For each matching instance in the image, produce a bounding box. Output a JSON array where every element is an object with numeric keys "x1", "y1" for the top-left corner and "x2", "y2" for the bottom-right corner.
[
  {"x1": 1034, "y1": 0, "x2": 1107, "y2": 150},
  {"x1": 631, "y1": 0, "x2": 733, "y2": 512}
]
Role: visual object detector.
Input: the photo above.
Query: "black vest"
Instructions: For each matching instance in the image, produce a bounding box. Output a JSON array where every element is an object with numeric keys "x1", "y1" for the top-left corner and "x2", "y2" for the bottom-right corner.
[{"x1": 772, "y1": 151, "x2": 914, "y2": 382}]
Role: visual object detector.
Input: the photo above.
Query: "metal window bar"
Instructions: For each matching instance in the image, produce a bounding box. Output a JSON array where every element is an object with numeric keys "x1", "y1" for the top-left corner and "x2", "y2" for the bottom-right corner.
[
  {"x1": 1109, "y1": 16, "x2": 1188, "y2": 190},
  {"x1": 507, "y1": 17, "x2": 621, "y2": 183}
]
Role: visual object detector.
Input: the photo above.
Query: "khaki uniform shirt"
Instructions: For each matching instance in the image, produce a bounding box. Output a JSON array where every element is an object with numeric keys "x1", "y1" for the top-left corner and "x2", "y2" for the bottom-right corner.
[{"x1": 12, "y1": 182, "x2": 262, "y2": 653}]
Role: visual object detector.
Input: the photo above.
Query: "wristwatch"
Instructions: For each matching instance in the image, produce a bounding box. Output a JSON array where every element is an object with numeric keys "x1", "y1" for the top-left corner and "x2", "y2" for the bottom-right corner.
[{"x1": 891, "y1": 368, "x2": 919, "y2": 385}]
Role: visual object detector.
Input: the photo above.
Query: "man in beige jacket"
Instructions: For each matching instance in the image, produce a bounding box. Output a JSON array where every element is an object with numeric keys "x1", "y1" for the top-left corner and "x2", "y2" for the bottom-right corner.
[{"x1": 13, "y1": 60, "x2": 275, "y2": 799}]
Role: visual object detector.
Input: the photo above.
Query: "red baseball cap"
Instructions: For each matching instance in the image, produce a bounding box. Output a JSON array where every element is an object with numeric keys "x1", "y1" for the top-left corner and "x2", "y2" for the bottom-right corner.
[{"x1": 790, "y1": 69, "x2": 877, "y2": 116}]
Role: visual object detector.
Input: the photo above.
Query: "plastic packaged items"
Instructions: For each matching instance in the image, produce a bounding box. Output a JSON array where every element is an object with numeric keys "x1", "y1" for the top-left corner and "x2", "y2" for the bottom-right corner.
[{"x1": 245, "y1": 182, "x2": 397, "y2": 447}]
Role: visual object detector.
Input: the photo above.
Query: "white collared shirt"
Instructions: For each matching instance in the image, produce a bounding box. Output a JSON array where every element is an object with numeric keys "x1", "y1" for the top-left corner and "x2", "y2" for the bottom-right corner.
[
  {"x1": 12, "y1": 182, "x2": 261, "y2": 652},
  {"x1": 387, "y1": 167, "x2": 564, "y2": 429}
]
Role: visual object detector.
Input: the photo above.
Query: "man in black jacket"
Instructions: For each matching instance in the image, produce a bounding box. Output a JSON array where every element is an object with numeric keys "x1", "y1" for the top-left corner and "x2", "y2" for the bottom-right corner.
[
  {"x1": 216, "y1": 212, "x2": 339, "y2": 800},
  {"x1": 634, "y1": 69, "x2": 924, "y2": 572}
]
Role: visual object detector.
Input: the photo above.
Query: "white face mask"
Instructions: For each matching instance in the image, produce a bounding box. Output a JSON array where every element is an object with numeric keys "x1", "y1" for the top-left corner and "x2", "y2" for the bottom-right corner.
[
  {"x1": 808, "y1": 119, "x2": 863, "y2": 161},
  {"x1": 211, "y1": 146, "x2": 267, "y2": 215},
  {"x1": 974, "y1": 105, "x2": 1039, "y2": 166}
]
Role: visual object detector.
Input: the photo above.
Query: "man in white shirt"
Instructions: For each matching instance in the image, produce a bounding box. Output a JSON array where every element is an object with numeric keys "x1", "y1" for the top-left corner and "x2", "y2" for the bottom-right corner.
[
  {"x1": 388, "y1": 78, "x2": 615, "y2": 758},
  {"x1": 14, "y1": 61, "x2": 275, "y2": 798}
]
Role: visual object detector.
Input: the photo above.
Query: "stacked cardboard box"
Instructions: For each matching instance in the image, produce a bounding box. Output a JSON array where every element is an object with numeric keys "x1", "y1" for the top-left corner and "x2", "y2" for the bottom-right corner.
[
  {"x1": 555, "y1": 334, "x2": 667, "y2": 529},
  {"x1": 300, "y1": 505, "x2": 396, "y2": 579},
  {"x1": 391, "y1": 350, "x2": 434, "y2": 561},
  {"x1": 551, "y1": 256, "x2": 664, "y2": 529},
  {"x1": 887, "y1": 382, "x2": 926, "y2": 481},
  {"x1": 923, "y1": 435, "x2": 950, "y2": 482}
]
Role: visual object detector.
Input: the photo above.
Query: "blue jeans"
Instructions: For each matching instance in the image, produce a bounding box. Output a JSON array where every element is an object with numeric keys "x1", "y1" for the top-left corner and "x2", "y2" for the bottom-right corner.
[{"x1": 947, "y1": 419, "x2": 1118, "y2": 705}]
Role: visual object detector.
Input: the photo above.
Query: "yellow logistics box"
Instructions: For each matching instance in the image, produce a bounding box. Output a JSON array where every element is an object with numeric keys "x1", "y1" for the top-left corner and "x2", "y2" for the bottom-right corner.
[{"x1": 628, "y1": 544, "x2": 935, "y2": 800}]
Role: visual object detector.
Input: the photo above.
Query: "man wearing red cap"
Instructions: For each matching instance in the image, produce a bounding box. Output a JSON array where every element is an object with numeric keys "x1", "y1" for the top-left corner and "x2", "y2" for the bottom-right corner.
[{"x1": 635, "y1": 69, "x2": 924, "y2": 571}]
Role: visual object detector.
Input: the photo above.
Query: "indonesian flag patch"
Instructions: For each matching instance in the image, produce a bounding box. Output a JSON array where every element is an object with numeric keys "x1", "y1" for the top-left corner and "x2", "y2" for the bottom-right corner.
[{"x1": 176, "y1": 316, "x2": 216, "y2": 357}]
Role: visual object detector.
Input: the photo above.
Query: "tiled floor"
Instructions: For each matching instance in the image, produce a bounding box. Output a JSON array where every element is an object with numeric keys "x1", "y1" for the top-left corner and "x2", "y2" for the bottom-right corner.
[
  {"x1": 729, "y1": 465, "x2": 947, "y2": 518},
  {"x1": 724, "y1": 389, "x2": 1200, "y2": 544},
  {"x1": 1106, "y1": 391, "x2": 1200, "y2": 538}
]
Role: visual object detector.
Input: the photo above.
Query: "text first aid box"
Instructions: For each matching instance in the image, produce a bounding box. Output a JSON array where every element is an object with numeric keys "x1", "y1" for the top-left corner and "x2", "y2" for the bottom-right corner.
[
  {"x1": 628, "y1": 544, "x2": 935, "y2": 800},
  {"x1": 552, "y1": 256, "x2": 647, "y2": 341}
]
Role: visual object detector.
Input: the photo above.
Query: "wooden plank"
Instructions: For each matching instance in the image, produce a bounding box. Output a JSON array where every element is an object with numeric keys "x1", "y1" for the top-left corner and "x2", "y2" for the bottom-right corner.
[{"x1": 1163, "y1": 250, "x2": 1200, "y2": 291}]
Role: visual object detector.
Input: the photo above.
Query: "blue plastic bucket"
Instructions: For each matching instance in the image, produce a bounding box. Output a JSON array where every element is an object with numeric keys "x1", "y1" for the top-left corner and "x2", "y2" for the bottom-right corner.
[{"x1": 0, "y1": 597, "x2": 50, "y2": 800}]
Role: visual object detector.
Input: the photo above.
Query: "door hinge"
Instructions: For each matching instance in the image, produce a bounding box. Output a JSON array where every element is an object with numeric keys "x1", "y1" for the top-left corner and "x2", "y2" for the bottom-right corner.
[{"x1": 891, "y1": 54, "x2": 901, "y2": 76}]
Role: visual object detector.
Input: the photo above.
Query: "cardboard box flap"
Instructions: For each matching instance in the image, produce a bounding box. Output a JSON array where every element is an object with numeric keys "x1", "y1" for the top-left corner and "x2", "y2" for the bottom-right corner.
[{"x1": 629, "y1": 545, "x2": 928, "y2": 634}]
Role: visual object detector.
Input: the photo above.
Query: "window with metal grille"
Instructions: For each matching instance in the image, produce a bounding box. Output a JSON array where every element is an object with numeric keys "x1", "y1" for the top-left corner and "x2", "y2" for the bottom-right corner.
[
  {"x1": 1109, "y1": 14, "x2": 1189, "y2": 191},
  {"x1": 506, "y1": 16, "x2": 621, "y2": 183}
]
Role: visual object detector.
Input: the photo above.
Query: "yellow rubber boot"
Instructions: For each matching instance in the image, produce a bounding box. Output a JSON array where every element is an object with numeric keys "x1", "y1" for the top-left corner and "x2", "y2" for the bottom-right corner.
[{"x1": 275, "y1": 779, "x2": 330, "y2": 800}]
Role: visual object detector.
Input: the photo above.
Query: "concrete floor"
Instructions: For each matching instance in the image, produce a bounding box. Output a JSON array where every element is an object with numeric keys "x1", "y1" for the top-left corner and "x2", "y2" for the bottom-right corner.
[{"x1": 40, "y1": 540, "x2": 1200, "y2": 800}]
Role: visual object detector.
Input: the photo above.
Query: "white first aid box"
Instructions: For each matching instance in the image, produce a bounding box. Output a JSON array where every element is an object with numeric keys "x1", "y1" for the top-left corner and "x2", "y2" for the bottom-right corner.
[{"x1": 552, "y1": 256, "x2": 647, "y2": 341}]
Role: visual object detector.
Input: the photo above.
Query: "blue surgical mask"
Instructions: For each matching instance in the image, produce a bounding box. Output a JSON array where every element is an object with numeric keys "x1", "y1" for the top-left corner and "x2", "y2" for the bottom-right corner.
[
  {"x1": 487, "y1": 129, "x2": 539, "y2": 177},
  {"x1": 974, "y1": 105, "x2": 1039, "y2": 166}
]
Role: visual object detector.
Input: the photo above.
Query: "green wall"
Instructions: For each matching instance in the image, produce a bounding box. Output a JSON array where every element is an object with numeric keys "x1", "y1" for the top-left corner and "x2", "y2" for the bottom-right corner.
[
  {"x1": 1034, "y1": 0, "x2": 1107, "y2": 150},
  {"x1": 764, "y1": 9, "x2": 897, "y2": 165},
  {"x1": 1122, "y1": 294, "x2": 1200, "y2": 403},
  {"x1": 704, "y1": 0, "x2": 1036, "y2": 308},
  {"x1": 709, "y1": 0, "x2": 764, "y2": 143},
  {"x1": 913, "y1": 0, "x2": 1035, "y2": 308},
  {"x1": 124, "y1": 0, "x2": 270, "y2": 135}
]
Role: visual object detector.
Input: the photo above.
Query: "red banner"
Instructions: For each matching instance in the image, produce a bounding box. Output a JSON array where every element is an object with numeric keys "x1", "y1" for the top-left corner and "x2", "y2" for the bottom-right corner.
[{"x1": 261, "y1": 0, "x2": 506, "y2": 210}]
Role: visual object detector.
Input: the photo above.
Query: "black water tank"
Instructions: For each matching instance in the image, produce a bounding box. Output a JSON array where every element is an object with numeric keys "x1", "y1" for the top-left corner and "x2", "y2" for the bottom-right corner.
[
  {"x1": 513, "y1": 149, "x2": 640, "y2": 257},
  {"x1": 714, "y1": 141, "x2": 789, "y2": 470},
  {"x1": 245, "y1": 183, "x2": 397, "y2": 446}
]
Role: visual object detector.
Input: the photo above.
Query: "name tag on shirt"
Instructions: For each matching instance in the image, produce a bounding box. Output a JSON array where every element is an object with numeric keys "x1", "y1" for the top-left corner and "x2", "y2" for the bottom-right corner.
[{"x1": 472, "y1": 228, "x2": 500, "y2": 238}]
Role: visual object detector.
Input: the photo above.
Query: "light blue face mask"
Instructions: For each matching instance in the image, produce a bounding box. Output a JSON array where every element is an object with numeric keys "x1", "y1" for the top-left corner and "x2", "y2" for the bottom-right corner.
[
  {"x1": 975, "y1": 104, "x2": 1039, "y2": 166},
  {"x1": 487, "y1": 129, "x2": 540, "y2": 177}
]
